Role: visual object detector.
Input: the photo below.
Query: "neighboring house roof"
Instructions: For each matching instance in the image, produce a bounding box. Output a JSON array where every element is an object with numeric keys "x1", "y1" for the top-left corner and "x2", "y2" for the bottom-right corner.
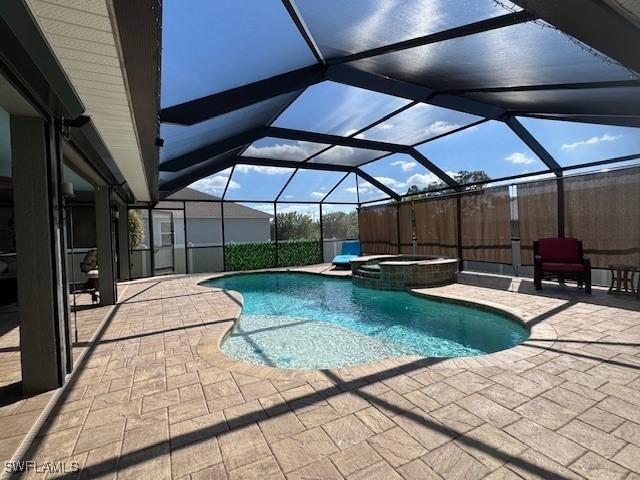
[{"x1": 167, "y1": 188, "x2": 272, "y2": 219}]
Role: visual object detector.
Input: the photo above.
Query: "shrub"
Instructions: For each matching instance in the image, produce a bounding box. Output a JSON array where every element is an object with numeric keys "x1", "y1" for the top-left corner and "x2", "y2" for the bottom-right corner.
[
  {"x1": 128, "y1": 210, "x2": 145, "y2": 249},
  {"x1": 224, "y1": 239, "x2": 322, "y2": 271}
]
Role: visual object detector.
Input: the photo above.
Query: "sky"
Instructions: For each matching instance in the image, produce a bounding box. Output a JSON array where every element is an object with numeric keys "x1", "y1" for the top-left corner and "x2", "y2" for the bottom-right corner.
[{"x1": 163, "y1": 0, "x2": 640, "y2": 213}]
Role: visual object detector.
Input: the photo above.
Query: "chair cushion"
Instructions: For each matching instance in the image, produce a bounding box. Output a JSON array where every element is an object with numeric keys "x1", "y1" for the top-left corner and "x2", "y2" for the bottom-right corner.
[
  {"x1": 538, "y1": 238, "x2": 580, "y2": 263},
  {"x1": 340, "y1": 241, "x2": 360, "y2": 256},
  {"x1": 542, "y1": 262, "x2": 585, "y2": 273},
  {"x1": 332, "y1": 254, "x2": 358, "y2": 266}
]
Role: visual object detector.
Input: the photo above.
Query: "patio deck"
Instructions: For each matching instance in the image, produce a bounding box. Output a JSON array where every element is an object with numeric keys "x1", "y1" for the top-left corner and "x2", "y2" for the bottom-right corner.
[
  {"x1": 0, "y1": 295, "x2": 112, "y2": 467},
  {"x1": 4, "y1": 266, "x2": 640, "y2": 479}
]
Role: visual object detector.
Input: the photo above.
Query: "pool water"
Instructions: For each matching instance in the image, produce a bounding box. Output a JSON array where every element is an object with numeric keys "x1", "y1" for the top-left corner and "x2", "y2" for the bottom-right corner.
[{"x1": 202, "y1": 273, "x2": 528, "y2": 369}]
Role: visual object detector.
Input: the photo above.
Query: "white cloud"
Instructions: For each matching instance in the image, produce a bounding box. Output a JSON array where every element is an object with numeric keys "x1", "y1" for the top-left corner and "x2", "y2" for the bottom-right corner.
[
  {"x1": 424, "y1": 120, "x2": 461, "y2": 137},
  {"x1": 390, "y1": 160, "x2": 417, "y2": 172},
  {"x1": 235, "y1": 164, "x2": 292, "y2": 175},
  {"x1": 310, "y1": 191, "x2": 325, "y2": 199},
  {"x1": 283, "y1": 195, "x2": 293, "y2": 199},
  {"x1": 561, "y1": 133, "x2": 622, "y2": 150},
  {"x1": 505, "y1": 152, "x2": 535, "y2": 165},
  {"x1": 190, "y1": 175, "x2": 239, "y2": 195},
  {"x1": 405, "y1": 172, "x2": 441, "y2": 189},
  {"x1": 244, "y1": 141, "x2": 322, "y2": 161},
  {"x1": 276, "y1": 204, "x2": 318, "y2": 217},
  {"x1": 250, "y1": 204, "x2": 275, "y2": 214}
]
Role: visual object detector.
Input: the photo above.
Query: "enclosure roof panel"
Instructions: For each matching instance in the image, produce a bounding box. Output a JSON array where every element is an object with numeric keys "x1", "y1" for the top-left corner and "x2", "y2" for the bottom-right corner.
[
  {"x1": 159, "y1": 0, "x2": 640, "y2": 199},
  {"x1": 161, "y1": 0, "x2": 316, "y2": 106}
]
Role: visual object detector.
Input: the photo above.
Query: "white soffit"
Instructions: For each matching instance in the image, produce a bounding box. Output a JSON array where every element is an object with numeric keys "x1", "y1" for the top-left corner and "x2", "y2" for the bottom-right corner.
[{"x1": 26, "y1": 0, "x2": 150, "y2": 201}]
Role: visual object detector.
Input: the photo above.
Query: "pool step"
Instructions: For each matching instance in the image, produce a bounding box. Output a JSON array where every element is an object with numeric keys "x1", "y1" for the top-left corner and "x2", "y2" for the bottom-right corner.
[
  {"x1": 360, "y1": 264, "x2": 380, "y2": 272},
  {"x1": 354, "y1": 269, "x2": 381, "y2": 280}
]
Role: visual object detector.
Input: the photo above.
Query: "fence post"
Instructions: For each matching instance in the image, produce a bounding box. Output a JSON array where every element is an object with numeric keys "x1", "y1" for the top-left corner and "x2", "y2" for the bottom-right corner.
[{"x1": 557, "y1": 176, "x2": 565, "y2": 238}]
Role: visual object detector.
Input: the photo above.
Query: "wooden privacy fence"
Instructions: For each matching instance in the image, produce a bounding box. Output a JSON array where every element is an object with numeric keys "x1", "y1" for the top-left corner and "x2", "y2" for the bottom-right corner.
[
  {"x1": 358, "y1": 167, "x2": 640, "y2": 270},
  {"x1": 358, "y1": 204, "x2": 398, "y2": 254},
  {"x1": 564, "y1": 168, "x2": 640, "y2": 268},
  {"x1": 413, "y1": 196, "x2": 458, "y2": 258},
  {"x1": 359, "y1": 186, "x2": 512, "y2": 264},
  {"x1": 517, "y1": 179, "x2": 558, "y2": 265}
]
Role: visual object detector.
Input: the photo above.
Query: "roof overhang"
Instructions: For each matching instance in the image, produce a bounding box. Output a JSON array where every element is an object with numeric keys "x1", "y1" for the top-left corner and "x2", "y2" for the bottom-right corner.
[{"x1": 24, "y1": 0, "x2": 160, "y2": 202}]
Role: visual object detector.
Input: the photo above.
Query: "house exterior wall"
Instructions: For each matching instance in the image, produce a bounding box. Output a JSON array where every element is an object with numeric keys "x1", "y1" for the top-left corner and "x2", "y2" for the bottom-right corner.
[
  {"x1": 225, "y1": 218, "x2": 271, "y2": 243},
  {"x1": 186, "y1": 218, "x2": 222, "y2": 246},
  {"x1": 186, "y1": 217, "x2": 271, "y2": 245}
]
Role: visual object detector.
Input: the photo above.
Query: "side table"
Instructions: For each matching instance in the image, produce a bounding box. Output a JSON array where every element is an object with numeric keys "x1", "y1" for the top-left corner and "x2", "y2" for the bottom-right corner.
[{"x1": 608, "y1": 264, "x2": 638, "y2": 295}]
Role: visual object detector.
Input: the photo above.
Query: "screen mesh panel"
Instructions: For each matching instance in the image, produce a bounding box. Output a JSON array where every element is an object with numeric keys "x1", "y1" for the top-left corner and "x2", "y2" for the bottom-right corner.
[
  {"x1": 517, "y1": 179, "x2": 558, "y2": 265},
  {"x1": 467, "y1": 86, "x2": 640, "y2": 117},
  {"x1": 358, "y1": 204, "x2": 398, "y2": 254},
  {"x1": 416, "y1": 120, "x2": 548, "y2": 178},
  {"x1": 360, "y1": 153, "x2": 440, "y2": 195},
  {"x1": 356, "y1": 177, "x2": 391, "y2": 203},
  {"x1": 243, "y1": 138, "x2": 329, "y2": 162},
  {"x1": 160, "y1": 94, "x2": 297, "y2": 163},
  {"x1": 357, "y1": 103, "x2": 481, "y2": 145},
  {"x1": 518, "y1": 117, "x2": 640, "y2": 167},
  {"x1": 161, "y1": 0, "x2": 315, "y2": 106},
  {"x1": 461, "y1": 187, "x2": 512, "y2": 263},
  {"x1": 308, "y1": 146, "x2": 388, "y2": 167},
  {"x1": 184, "y1": 167, "x2": 234, "y2": 198},
  {"x1": 413, "y1": 196, "x2": 459, "y2": 258},
  {"x1": 564, "y1": 168, "x2": 640, "y2": 268},
  {"x1": 225, "y1": 165, "x2": 295, "y2": 201},
  {"x1": 274, "y1": 81, "x2": 410, "y2": 136},
  {"x1": 352, "y1": 21, "x2": 635, "y2": 91},
  {"x1": 324, "y1": 173, "x2": 358, "y2": 203},
  {"x1": 296, "y1": 0, "x2": 520, "y2": 58},
  {"x1": 185, "y1": 202, "x2": 223, "y2": 273},
  {"x1": 279, "y1": 170, "x2": 347, "y2": 202}
]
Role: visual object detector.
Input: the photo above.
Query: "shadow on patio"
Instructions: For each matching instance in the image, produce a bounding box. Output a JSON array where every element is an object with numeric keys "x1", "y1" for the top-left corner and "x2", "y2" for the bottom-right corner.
[{"x1": 19, "y1": 277, "x2": 638, "y2": 479}]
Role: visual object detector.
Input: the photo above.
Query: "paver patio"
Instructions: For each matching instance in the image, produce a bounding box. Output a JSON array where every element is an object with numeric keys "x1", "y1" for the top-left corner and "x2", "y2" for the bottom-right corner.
[{"x1": 6, "y1": 267, "x2": 640, "y2": 479}]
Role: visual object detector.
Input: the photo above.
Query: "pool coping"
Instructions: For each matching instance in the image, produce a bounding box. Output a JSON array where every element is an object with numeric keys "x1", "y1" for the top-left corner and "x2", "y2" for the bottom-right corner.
[{"x1": 195, "y1": 268, "x2": 558, "y2": 383}]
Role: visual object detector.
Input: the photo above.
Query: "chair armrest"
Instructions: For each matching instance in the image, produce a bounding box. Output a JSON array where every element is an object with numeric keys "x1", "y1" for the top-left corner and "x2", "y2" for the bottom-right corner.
[{"x1": 583, "y1": 257, "x2": 591, "y2": 269}]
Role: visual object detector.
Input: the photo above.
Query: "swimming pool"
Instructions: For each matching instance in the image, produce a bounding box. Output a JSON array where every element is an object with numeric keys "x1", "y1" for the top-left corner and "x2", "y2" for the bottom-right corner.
[{"x1": 201, "y1": 273, "x2": 528, "y2": 369}]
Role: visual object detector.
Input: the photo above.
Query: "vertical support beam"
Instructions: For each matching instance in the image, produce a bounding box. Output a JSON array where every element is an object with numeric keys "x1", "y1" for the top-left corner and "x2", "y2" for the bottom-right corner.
[
  {"x1": 456, "y1": 195, "x2": 463, "y2": 271},
  {"x1": 221, "y1": 201, "x2": 226, "y2": 272},
  {"x1": 148, "y1": 207, "x2": 155, "y2": 276},
  {"x1": 116, "y1": 201, "x2": 130, "y2": 281},
  {"x1": 273, "y1": 202, "x2": 279, "y2": 267},
  {"x1": 11, "y1": 116, "x2": 67, "y2": 392},
  {"x1": 557, "y1": 177, "x2": 565, "y2": 237},
  {"x1": 318, "y1": 203, "x2": 324, "y2": 263},
  {"x1": 183, "y1": 200, "x2": 189, "y2": 274},
  {"x1": 54, "y1": 127, "x2": 72, "y2": 374},
  {"x1": 95, "y1": 186, "x2": 117, "y2": 305},
  {"x1": 396, "y1": 202, "x2": 401, "y2": 254}
]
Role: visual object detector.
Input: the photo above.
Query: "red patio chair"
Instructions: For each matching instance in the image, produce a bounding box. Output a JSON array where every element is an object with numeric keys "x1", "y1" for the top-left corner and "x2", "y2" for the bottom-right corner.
[{"x1": 534, "y1": 238, "x2": 591, "y2": 294}]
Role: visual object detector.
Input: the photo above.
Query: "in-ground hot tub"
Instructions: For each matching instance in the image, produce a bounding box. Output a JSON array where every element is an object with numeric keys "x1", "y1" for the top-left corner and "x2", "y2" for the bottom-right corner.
[{"x1": 351, "y1": 255, "x2": 458, "y2": 290}]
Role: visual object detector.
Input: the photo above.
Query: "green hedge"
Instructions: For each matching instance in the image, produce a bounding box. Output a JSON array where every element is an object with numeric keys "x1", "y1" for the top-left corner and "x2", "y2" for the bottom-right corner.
[
  {"x1": 277, "y1": 239, "x2": 322, "y2": 267},
  {"x1": 224, "y1": 242, "x2": 276, "y2": 271},
  {"x1": 224, "y1": 239, "x2": 321, "y2": 271}
]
